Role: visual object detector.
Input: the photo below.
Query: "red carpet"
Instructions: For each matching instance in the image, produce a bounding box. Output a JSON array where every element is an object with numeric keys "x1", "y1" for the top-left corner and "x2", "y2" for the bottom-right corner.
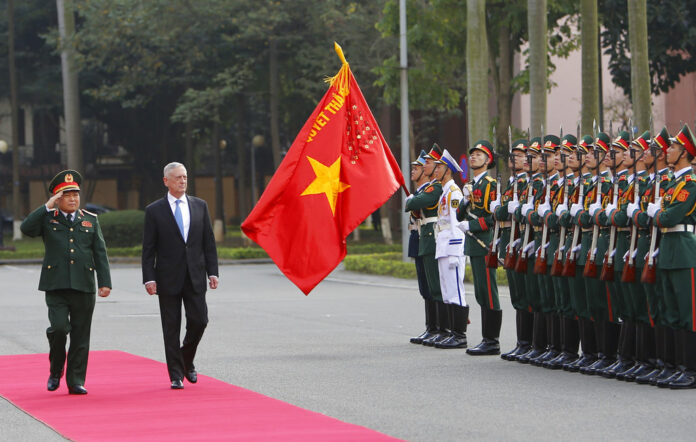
[{"x1": 0, "y1": 351, "x2": 398, "y2": 441}]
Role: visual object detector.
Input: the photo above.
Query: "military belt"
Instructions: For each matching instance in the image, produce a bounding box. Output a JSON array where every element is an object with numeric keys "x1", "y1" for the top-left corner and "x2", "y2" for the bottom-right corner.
[
  {"x1": 498, "y1": 221, "x2": 512, "y2": 228},
  {"x1": 421, "y1": 217, "x2": 438, "y2": 225},
  {"x1": 581, "y1": 228, "x2": 593, "y2": 232},
  {"x1": 616, "y1": 227, "x2": 630, "y2": 232},
  {"x1": 660, "y1": 224, "x2": 696, "y2": 234}
]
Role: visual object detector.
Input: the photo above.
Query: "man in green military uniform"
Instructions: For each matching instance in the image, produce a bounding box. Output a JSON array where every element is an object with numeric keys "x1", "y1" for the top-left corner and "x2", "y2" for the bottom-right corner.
[
  {"x1": 20, "y1": 170, "x2": 112, "y2": 395},
  {"x1": 646, "y1": 124, "x2": 696, "y2": 389},
  {"x1": 405, "y1": 144, "x2": 447, "y2": 346},
  {"x1": 456, "y1": 140, "x2": 500, "y2": 355}
]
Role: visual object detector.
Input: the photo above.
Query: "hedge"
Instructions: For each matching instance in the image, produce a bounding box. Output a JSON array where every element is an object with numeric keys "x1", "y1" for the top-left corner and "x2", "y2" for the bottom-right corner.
[{"x1": 99, "y1": 210, "x2": 145, "y2": 247}]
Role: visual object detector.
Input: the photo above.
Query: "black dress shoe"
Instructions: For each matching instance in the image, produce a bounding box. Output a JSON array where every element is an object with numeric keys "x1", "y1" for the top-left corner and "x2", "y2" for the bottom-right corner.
[
  {"x1": 635, "y1": 367, "x2": 662, "y2": 385},
  {"x1": 47, "y1": 375, "x2": 61, "y2": 392},
  {"x1": 622, "y1": 363, "x2": 654, "y2": 382},
  {"x1": 516, "y1": 347, "x2": 545, "y2": 364},
  {"x1": 601, "y1": 360, "x2": 634, "y2": 379},
  {"x1": 422, "y1": 332, "x2": 447, "y2": 347},
  {"x1": 580, "y1": 356, "x2": 615, "y2": 375},
  {"x1": 501, "y1": 344, "x2": 522, "y2": 360},
  {"x1": 531, "y1": 349, "x2": 560, "y2": 367},
  {"x1": 410, "y1": 330, "x2": 434, "y2": 345},
  {"x1": 68, "y1": 385, "x2": 88, "y2": 395},
  {"x1": 656, "y1": 369, "x2": 683, "y2": 388},
  {"x1": 650, "y1": 367, "x2": 676, "y2": 386},
  {"x1": 185, "y1": 369, "x2": 198, "y2": 384},
  {"x1": 668, "y1": 371, "x2": 696, "y2": 389},
  {"x1": 466, "y1": 338, "x2": 500, "y2": 356},
  {"x1": 171, "y1": 379, "x2": 184, "y2": 389},
  {"x1": 544, "y1": 352, "x2": 579, "y2": 370},
  {"x1": 435, "y1": 333, "x2": 467, "y2": 349}
]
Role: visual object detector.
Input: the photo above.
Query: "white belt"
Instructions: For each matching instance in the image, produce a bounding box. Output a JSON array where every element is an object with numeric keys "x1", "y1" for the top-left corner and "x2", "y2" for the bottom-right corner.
[
  {"x1": 420, "y1": 217, "x2": 438, "y2": 225},
  {"x1": 660, "y1": 224, "x2": 696, "y2": 234}
]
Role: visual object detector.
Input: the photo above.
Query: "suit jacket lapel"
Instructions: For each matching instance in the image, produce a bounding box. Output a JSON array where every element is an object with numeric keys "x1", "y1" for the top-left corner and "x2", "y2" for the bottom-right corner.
[{"x1": 186, "y1": 196, "x2": 195, "y2": 244}]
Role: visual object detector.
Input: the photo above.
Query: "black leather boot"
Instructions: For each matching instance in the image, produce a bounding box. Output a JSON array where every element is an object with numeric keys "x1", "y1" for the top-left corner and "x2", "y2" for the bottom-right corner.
[
  {"x1": 422, "y1": 302, "x2": 448, "y2": 346},
  {"x1": 637, "y1": 325, "x2": 666, "y2": 384},
  {"x1": 411, "y1": 299, "x2": 437, "y2": 344},
  {"x1": 621, "y1": 323, "x2": 655, "y2": 382},
  {"x1": 467, "y1": 309, "x2": 502, "y2": 355},
  {"x1": 534, "y1": 313, "x2": 562, "y2": 366},
  {"x1": 657, "y1": 329, "x2": 683, "y2": 388},
  {"x1": 545, "y1": 317, "x2": 579, "y2": 369},
  {"x1": 566, "y1": 318, "x2": 597, "y2": 372},
  {"x1": 436, "y1": 304, "x2": 469, "y2": 349},
  {"x1": 580, "y1": 320, "x2": 607, "y2": 374},
  {"x1": 602, "y1": 321, "x2": 636, "y2": 379},
  {"x1": 518, "y1": 312, "x2": 547, "y2": 363},
  {"x1": 669, "y1": 330, "x2": 696, "y2": 389}
]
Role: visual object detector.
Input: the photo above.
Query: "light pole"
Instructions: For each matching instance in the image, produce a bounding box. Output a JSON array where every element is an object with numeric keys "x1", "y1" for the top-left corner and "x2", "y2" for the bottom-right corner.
[{"x1": 251, "y1": 134, "x2": 264, "y2": 206}]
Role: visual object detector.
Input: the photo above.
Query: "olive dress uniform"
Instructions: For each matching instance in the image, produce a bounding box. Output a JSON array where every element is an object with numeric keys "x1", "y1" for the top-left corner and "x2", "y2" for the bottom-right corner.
[
  {"x1": 457, "y1": 140, "x2": 501, "y2": 356},
  {"x1": 20, "y1": 170, "x2": 111, "y2": 392}
]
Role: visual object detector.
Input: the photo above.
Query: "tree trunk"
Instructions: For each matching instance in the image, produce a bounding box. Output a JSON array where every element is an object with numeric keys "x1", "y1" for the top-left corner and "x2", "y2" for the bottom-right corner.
[
  {"x1": 235, "y1": 94, "x2": 249, "y2": 221},
  {"x1": 527, "y1": 0, "x2": 547, "y2": 139},
  {"x1": 466, "y1": 0, "x2": 489, "y2": 147},
  {"x1": 185, "y1": 121, "x2": 196, "y2": 195},
  {"x1": 57, "y1": 0, "x2": 83, "y2": 172},
  {"x1": 7, "y1": 0, "x2": 21, "y2": 239},
  {"x1": 269, "y1": 38, "x2": 282, "y2": 169},
  {"x1": 212, "y1": 118, "x2": 225, "y2": 240},
  {"x1": 496, "y1": 22, "x2": 512, "y2": 153},
  {"x1": 627, "y1": 0, "x2": 651, "y2": 131},
  {"x1": 581, "y1": 0, "x2": 600, "y2": 135}
]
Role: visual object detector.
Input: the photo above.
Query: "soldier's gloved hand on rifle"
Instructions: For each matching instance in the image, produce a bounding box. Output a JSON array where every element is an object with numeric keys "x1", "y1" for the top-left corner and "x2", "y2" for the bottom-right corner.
[
  {"x1": 405, "y1": 194, "x2": 414, "y2": 203},
  {"x1": 647, "y1": 201, "x2": 661, "y2": 218},
  {"x1": 457, "y1": 221, "x2": 470, "y2": 233},
  {"x1": 507, "y1": 198, "x2": 520, "y2": 214},
  {"x1": 604, "y1": 203, "x2": 616, "y2": 217},
  {"x1": 626, "y1": 201, "x2": 640, "y2": 218},
  {"x1": 588, "y1": 202, "x2": 603, "y2": 216},
  {"x1": 537, "y1": 201, "x2": 551, "y2": 217},
  {"x1": 521, "y1": 202, "x2": 534, "y2": 216},
  {"x1": 569, "y1": 203, "x2": 583, "y2": 217},
  {"x1": 555, "y1": 203, "x2": 568, "y2": 217},
  {"x1": 461, "y1": 184, "x2": 472, "y2": 205},
  {"x1": 489, "y1": 197, "x2": 501, "y2": 213},
  {"x1": 448, "y1": 256, "x2": 459, "y2": 269}
]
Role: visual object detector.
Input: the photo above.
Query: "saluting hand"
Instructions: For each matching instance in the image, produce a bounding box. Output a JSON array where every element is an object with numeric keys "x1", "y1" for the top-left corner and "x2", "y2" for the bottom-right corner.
[
  {"x1": 98, "y1": 287, "x2": 111, "y2": 298},
  {"x1": 45, "y1": 191, "x2": 64, "y2": 210}
]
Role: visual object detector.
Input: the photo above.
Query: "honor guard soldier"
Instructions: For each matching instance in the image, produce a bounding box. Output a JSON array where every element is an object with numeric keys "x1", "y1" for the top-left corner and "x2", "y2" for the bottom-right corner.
[
  {"x1": 408, "y1": 150, "x2": 436, "y2": 345},
  {"x1": 494, "y1": 140, "x2": 532, "y2": 360},
  {"x1": 631, "y1": 128, "x2": 676, "y2": 385},
  {"x1": 432, "y1": 149, "x2": 469, "y2": 349},
  {"x1": 457, "y1": 140, "x2": 501, "y2": 355},
  {"x1": 20, "y1": 170, "x2": 112, "y2": 395},
  {"x1": 563, "y1": 135, "x2": 600, "y2": 371},
  {"x1": 406, "y1": 144, "x2": 448, "y2": 346},
  {"x1": 645, "y1": 124, "x2": 696, "y2": 389}
]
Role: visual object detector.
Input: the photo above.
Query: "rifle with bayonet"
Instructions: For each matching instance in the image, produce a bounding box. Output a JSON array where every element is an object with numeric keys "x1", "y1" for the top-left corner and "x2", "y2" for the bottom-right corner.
[
  {"x1": 534, "y1": 131, "x2": 553, "y2": 274},
  {"x1": 562, "y1": 142, "x2": 585, "y2": 277},
  {"x1": 551, "y1": 124, "x2": 574, "y2": 276},
  {"x1": 622, "y1": 122, "x2": 641, "y2": 282},
  {"x1": 641, "y1": 134, "x2": 661, "y2": 284},
  {"x1": 600, "y1": 122, "x2": 621, "y2": 281},
  {"x1": 583, "y1": 121, "x2": 604, "y2": 278},
  {"x1": 514, "y1": 144, "x2": 536, "y2": 274},
  {"x1": 486, "y1": 128, "x2": 501, "y2": 268},
  {"x1": 504, "y1": 127, "x2": 520, "y2": 269}
]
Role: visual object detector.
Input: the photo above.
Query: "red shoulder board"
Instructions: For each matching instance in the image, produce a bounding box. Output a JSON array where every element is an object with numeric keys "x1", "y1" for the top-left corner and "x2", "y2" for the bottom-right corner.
[
  {"x1": 662, "y1": 175, "x2": 669, "y2": 181},
  {"x1": 619, "y1": 175, "x2": 626, "y2": 181},
  {"x1": 677, "y1": 190, "x2": 690, "y2": 202},
  {"x1": 686, "y1": 175, "x2": 693, "y2": 182},
  {"x1": 425, "y1": 186, "x2": 434, "y2": 193},
  {"x1": 552, "y1": 180, "x2": 558, "y2": 186},
  {"x1": 81, "y1": 221, "x2": 93, "y2": 228}
]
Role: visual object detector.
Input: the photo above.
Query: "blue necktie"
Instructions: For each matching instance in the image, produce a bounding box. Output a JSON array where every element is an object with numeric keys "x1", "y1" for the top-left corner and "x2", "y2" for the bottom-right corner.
[{"x1": 174, "y1": 200, "x2": 185, "y2": 239}]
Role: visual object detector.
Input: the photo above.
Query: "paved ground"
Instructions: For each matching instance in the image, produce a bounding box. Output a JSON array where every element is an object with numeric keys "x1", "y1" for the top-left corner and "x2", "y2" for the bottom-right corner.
[{"x1": 1, "y1": 262, "x2": 694, "y2": 441}]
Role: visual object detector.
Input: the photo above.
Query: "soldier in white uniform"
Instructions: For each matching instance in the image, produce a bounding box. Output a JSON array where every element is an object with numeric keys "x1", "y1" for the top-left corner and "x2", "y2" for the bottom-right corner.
[{"x1": 432, "y1": 149, "x2": 469, "y2": 349}]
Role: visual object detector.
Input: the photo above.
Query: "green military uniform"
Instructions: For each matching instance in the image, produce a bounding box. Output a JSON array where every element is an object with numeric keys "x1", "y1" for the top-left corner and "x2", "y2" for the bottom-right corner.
[
  {"x1": 20, "y1": 170, "x2": 111, "y2": 391},
  {"x1": 457, "y1": 139, "x2": 501, "y2": 356}
]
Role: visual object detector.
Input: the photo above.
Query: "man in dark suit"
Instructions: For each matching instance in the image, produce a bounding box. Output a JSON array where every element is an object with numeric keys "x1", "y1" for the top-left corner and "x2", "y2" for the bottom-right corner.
[{"x1": 142, "y1": 162, "x2": 219, "y2": 389}]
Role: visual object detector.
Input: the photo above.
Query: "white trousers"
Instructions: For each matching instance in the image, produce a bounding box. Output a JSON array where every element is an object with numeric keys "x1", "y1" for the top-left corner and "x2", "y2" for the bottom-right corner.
[{"x1": 438, "y1": 256, "x2": 467, "y2": 306}]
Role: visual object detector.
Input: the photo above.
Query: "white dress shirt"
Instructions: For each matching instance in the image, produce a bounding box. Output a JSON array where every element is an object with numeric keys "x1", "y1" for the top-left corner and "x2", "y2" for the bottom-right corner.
[{"x1": 168, "y1": 193, "x2": 190, "y2": 242}]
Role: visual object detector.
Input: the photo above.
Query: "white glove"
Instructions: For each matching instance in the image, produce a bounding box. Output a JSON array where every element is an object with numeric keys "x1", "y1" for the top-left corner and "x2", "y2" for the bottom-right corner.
[
  {"x1": 406, "y1": 194, "x2": 414, "y2": 203},
  {"x1": 651, "y1": 247, "x2": 660, "y2": 258},
  {"x1": 570, "y1": 203, "x2": 583, "y2": 217},
  {"x1": 555, "y1": 203, "x2": 568, "y2": 217},
  {"x1": 626, "y1": 202, "x2": 640, "y2": 219},
  {"x1": 490, "y1": 199, "x2": 501, "y2": 212},
  {"x1": 458, "y1": 221, "x2": 470, "y2": 233},
  {"x1": 523, "y1": 240, "x2": 536, "y2": 254},
  {"x1": 604, "y1": 203, "x2": 616, "y2": 217},
  {"x1": 448, "y1": 256, "x2": 459, "y2": 269},
  {"x1": 507, "y1": 199, "x2": 520, "y2": 214},
  {"x1": 647, "y1": 202, "x2": 660, "y2": 218},
  {"x1": 521, "y1": 202, "x2": 534, "y2": 216},
  {"x1": 589, "y1": 202, "x2": 602, "y2": 216},
  {"x1": 537, "y1": 202, "x2": 551, "y2": 217}
]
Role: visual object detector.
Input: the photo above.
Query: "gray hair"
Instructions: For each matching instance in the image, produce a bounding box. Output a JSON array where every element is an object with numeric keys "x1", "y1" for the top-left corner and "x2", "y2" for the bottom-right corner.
[{"x1": 163, "y1": 162, "x2": 186, "y2": 177}]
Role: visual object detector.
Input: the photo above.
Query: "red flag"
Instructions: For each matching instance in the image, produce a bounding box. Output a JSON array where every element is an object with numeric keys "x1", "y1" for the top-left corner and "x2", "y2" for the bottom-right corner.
[{"x1": 241, "y1": 43, "x2": 405, "y2": 295}]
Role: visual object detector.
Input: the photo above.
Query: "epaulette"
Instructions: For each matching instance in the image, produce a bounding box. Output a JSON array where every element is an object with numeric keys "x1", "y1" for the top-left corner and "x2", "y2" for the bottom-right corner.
[
  {"x1": 686, "y1": 175, "x2": 693, "y2": 182},
  {"x1": 619, "y1": 175, "x2": 627, "y2": 181},
  {"x1": 485, "y1": 175, "x2": 495, "y2": 182},
  {"x1": 662, "y1": 175, "x2": 669, "y2": 181},
  {"x1": 82, "y1": 209, "x2": 98, "y2": 217},
  {"x1": 53, "y1": 210, "x2": 59, "y2": 217},
  {"x1": 450, "y1": 185, "x2": 459, "y2": 192}
]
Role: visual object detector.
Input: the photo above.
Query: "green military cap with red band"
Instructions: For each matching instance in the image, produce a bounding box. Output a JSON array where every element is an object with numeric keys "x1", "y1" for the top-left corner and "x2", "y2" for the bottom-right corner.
[{"x1": 49, "y1": 170, "x2": 82, "y2": 195}]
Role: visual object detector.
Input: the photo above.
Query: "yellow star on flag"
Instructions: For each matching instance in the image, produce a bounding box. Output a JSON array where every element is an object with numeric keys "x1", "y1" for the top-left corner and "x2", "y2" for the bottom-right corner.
[{"x1": 300, "y1": 156, "x2": 350, "y2": 215}]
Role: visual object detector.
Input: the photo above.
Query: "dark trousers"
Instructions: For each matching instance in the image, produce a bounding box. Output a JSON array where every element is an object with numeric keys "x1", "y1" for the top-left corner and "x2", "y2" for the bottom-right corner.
[
  {"x1": 45, "y1": 289, "x2": 96, "y2": 387},
  {"x1": 158, "y1": 273, "x2": 209, "y2": 381}
]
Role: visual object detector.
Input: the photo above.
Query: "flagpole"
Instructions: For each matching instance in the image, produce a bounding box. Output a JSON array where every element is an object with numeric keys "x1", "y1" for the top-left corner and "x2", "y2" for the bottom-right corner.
[{"x1": 399, "y1": 0, "x2": 410, "y2": 263}]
